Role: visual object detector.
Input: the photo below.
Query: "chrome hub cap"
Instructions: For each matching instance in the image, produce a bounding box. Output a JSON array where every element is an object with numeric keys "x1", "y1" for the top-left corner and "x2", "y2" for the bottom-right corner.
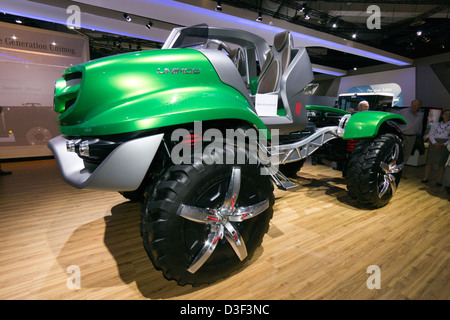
[
  {"x1": 177, "y1": 167, "x2": 269, "y2": 273},
  {"x1": 378, "y1": 143, "x2": 403, "y2": 198}
]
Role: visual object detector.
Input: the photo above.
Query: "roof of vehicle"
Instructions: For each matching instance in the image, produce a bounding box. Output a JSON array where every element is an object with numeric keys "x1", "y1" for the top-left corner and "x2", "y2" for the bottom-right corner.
[{"x1": 163, "y1": 24, "x2": 271, "y2": 65}]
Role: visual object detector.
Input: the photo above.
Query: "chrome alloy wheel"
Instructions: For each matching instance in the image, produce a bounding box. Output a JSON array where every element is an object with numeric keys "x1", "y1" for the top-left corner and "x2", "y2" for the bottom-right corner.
[
  {"x1": 177, "y1": 167, "x2": 269, "y2": 273},
  {"x1": 378, "y1": 143, "x2": 404, "y2": 198}
]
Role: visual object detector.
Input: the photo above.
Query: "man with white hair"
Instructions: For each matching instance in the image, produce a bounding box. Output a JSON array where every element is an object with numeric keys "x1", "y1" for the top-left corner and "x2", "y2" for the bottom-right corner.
[
  {"x1": 398, "y1": 99, "x2": 424, "y2": 162},
  {"x1": 357, "y1": 100, "x2": 370, "y2": 112}
]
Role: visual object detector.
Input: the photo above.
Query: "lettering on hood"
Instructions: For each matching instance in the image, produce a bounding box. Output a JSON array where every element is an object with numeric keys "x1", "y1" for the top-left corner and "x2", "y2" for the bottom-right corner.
[{"x1": 157, "y1": 67, "x2": 200, "y2": 74}]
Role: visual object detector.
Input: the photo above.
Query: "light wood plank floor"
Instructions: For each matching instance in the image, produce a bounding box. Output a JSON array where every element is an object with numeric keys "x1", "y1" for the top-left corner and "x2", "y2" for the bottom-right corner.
[{"x1": 0, "y1": 158, "x2": 448, "y2": 300}]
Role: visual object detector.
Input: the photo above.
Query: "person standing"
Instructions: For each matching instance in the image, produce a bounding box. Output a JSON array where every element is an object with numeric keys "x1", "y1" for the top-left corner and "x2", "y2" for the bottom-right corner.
[
  {"x1": 422, "y1": 109, "x2": 450, "y2": 186},
  {"x1": 398, "y1": 99, "x2": 424, "y2": 162}
]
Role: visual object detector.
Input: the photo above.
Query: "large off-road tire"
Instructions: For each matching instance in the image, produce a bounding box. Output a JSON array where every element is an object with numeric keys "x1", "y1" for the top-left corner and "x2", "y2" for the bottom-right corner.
[
  {"x1": 345, "y1": 133, "x2": 404, "y2": 208},
  {"x1": 140, "y1": 145, "x2": 274, "y2": 286},
  {"x1": 278, "y1": 160, "x2": 305, "y2": 178}
]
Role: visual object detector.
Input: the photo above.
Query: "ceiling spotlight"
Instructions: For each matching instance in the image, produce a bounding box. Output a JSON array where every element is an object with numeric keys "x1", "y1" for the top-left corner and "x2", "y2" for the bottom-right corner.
[
  {"x1": 303, "y1": 8, "x2": 310, "y2": 20},
  {"x1": 15, "y1": 19, "x2": 22, "y2": 24},
  {"x1": 216, "y1": 1, "x2": 222, "y2": 12},
  {"x1": 123, "y1": 13, "x2": 131, "y2": 22},
  {"x1": 256, "y1": 13, "x2": 262, "y2": 22},
  {"x1": 416, "y1": 30, "x2": 422, "y2": 36},
  {"x1": 332, "y1": 22, "x2": 338, "y2": 28},
  {"x1": 145, "y1": 20, "x2": 153, "y2": 30},
  {"x1": 352, "y1": 33, "x2": 357, "y2": 39}
]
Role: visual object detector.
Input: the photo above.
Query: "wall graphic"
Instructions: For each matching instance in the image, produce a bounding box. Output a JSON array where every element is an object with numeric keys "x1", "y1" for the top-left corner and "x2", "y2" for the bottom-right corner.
[
  {"x1": 338, "y1": 67, "x2": 416, "y2": 108},
  {"x1": 346, "y1": 83, "x2": 403, "y2": 106}
]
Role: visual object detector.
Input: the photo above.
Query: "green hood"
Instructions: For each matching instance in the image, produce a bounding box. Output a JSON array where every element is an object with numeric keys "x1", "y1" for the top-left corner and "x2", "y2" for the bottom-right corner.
[{"x1": 54, "y1": 48, "x2": 264, "y2": 136}]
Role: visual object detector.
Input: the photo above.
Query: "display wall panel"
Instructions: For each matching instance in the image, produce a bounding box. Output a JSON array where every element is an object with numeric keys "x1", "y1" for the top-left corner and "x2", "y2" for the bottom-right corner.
[
  {"x1": 337, "y1": 67, "x2": 416, "y2": 108},
  {"x1": 0, "y1": 22, "x2": 89, "y2": 159}
]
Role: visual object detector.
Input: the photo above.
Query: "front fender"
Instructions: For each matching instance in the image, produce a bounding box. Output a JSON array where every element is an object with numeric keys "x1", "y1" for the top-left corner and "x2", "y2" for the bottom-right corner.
[{"x1": 343, "y1": 111, "x2": 406, "y2": 139}]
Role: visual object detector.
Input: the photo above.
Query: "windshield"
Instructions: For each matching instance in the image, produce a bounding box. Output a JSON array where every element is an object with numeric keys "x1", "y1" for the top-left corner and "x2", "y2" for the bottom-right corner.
[
  {"x1": 163, "y1": 24, "x2": 273, "y2": 94},
  {"x1": 338, "y1": 94, "x2": 394, "y2": 111},
  {"x1": 171, "y1": 24, "x2": 209, "y2": 48}
]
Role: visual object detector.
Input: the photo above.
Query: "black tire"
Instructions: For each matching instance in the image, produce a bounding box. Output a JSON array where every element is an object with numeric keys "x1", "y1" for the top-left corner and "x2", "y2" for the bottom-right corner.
[
  {"x1": 140, "y1": 145, "x2": 274, "y2": 286},
  {"x1": 278, "y1": 160, "x2": 305, "y2": 178},
  {"x1": 345, "y1": 133, "x2": 404, "y2": 208}
]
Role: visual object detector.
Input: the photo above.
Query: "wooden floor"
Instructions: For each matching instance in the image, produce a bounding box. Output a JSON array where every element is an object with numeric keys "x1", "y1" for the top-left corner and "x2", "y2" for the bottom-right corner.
[{"x1": 0, "y1": 158, "x2": 448, "y2": 300}]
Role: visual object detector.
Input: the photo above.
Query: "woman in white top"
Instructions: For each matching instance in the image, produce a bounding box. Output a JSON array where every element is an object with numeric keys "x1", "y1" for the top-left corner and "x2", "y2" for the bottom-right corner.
[{"x1": 422, "y1": 109, "x2": 450, "y2": 186}]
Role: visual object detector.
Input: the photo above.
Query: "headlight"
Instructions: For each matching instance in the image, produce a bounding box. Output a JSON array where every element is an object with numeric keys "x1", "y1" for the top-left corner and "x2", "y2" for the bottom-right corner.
[
  {"x1": 66, "y1": 139, "x2": 89, "y2": 156},
  {"x1": 79, "y1": 140, "x2": 90, "y2": 157},
  {"x1": 66, "y1": 139, "x2": 79, "y2": 152}
]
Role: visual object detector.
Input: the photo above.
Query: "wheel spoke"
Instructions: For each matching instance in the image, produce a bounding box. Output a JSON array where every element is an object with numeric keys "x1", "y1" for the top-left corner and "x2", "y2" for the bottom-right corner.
[
  {"x1": 379, "y1": 173, "x2": 397, "y2": 198},
  {"x1": 223, "y1": 221, "x2": 247, "y2": 261},
  {"x1": 378, "y1": 143, "x2": 404, "y2": 198},
  {"x1": 389, "y1": 174, "x2": 397, "y2": 195},
  {"x1": 222, "y1": 167, "x2": 241, "y2": 213},
  {"x1": 178, "y1": 204, "x2": 216, "y2": 224},
  {"x1": 228, "y1": 200, "x2": 269, "y2": 222},
  {"x1": 380, "y1": 161, "x2": 390, "y2": 173},
  {"x1": 379, "y1": 175, "x2": 391, "y2": 198},
  {"x1": 187, "y1": 224, "x2": 224, "y2": 274}
]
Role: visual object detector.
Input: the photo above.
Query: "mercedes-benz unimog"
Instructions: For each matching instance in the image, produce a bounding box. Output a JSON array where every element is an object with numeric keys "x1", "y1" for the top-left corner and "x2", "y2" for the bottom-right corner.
[{"x1": 48, "y1": 24, "x2": 406, "y2": 286}]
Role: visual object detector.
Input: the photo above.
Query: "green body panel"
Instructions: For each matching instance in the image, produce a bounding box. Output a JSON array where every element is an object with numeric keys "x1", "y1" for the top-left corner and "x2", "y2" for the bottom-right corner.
[
  {"x1": 342, "y1": 111, "x2": 406, "y2": 139},
  {"x1": 306, "y1": 104, "x2": 406, "y2": 139},
  {"x1": 54, "y1": 48, "x2": 266, "y2": 136}
]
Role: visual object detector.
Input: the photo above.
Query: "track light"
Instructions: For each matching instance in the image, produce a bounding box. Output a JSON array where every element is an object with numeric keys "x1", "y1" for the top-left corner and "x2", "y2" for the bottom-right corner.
[
  {"x1": 215, "y1": 1, "x2": 222, "y2": 12},
  {"x1": 123, "y1": 13, "x2": 131, "y2": 22},
  {"x1": 145, "y1": 20, "x2": 153, "y2": 30},
  {"x1": 303, "y1": 9, "x2": 310, "y2": 20},
  {"x1": 332, "y1": 18, "x2": 339, "y2": 28},
  {"x1": 256, "y1": 13, "x2": 262, "y2": 22}
]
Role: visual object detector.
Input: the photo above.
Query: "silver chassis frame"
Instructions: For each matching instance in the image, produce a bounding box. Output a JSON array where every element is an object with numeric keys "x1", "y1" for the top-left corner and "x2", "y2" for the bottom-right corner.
[{"x1": 265, "y1": 114, "x2": 350, "y2": 190}]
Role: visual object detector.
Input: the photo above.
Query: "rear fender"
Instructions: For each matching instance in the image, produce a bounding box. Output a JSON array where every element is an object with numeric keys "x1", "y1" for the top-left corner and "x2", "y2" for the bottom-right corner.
[{"x1": 343, "y1": 111, "x2": 406, "y2": 140}]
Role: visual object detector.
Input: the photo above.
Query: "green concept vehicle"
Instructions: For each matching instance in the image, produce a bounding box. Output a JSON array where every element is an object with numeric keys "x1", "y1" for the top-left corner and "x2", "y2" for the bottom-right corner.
[{"x1": 48, "y1": 24, "x2": 406, "y2": 286}]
